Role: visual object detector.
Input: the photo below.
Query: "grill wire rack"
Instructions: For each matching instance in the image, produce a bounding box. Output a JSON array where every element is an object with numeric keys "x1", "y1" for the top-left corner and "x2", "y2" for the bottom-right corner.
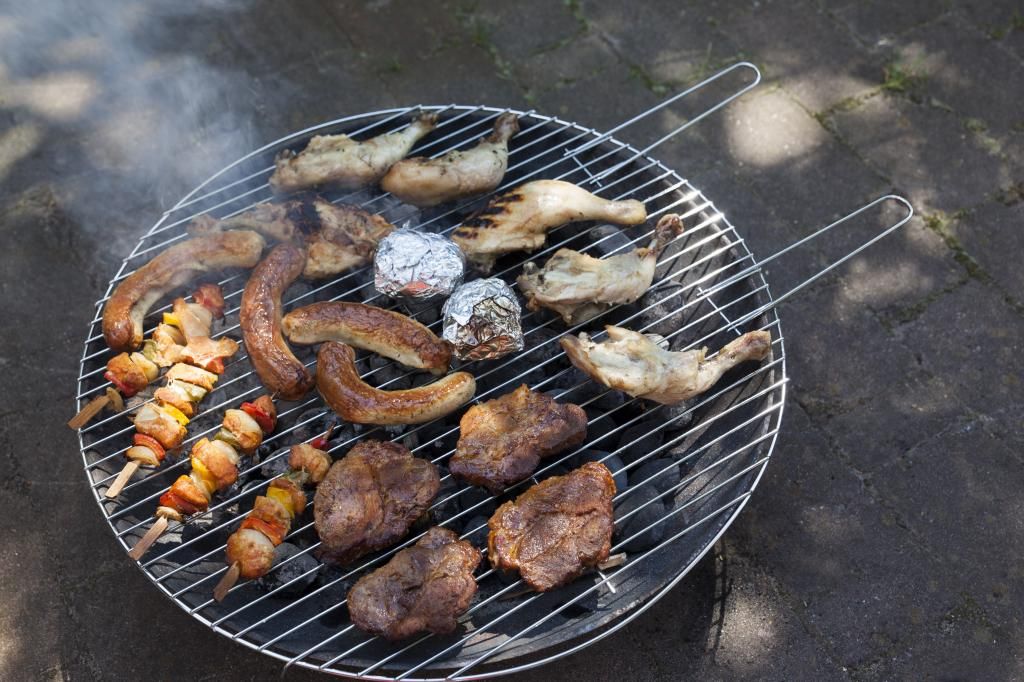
[{"x1": 76, "y1": 62, "x2": 912, "y2": 679}]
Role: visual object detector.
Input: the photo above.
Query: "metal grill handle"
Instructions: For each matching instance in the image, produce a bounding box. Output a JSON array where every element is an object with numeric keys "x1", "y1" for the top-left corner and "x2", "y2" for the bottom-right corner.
[{"x1": 717, "y1": 194, "x2": 914, "y2": 333}]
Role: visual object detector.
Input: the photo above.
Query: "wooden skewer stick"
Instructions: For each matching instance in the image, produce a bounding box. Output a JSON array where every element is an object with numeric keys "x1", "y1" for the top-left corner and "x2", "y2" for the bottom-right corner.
[
  {"x1": 68, "y1": 394, "x2": 111, "y2": 430},
  {"x1": 213, "y1": 562, "x2": 241, "y2": 602},
  {"x1": 105, "y1": 460, "x2": 140, "y2": 498},
  {"x1": 597, "y1": 553, "x2": 627, "y2": 571},
  {"x1": 128, "y1": 515, "x2": 169, "y2": 560}
]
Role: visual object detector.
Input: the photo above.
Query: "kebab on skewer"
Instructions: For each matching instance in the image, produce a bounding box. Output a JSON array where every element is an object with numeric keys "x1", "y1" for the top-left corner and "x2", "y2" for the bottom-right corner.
[
  {"x1": 104, "y1": 290, "x2": 241, "y2": 498},
  {"x1": 213, "y1": 442, "x2": 332, "y2": 601},
  {"x1": 128, "y1": 394, "x2": 278, "y2": 560},
  {"x1": 69, "y1": 284, "x2": 227, "y2": 430}
]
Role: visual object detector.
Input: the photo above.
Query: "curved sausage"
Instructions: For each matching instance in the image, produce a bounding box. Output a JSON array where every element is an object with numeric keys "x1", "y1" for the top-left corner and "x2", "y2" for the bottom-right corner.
[
  {"x1": 316, "y1": 342, "x2": 475, "y2": 425},
  {"x1": 102, "y1": 231, "x2": 265, "y2": 351},
  {"x1": 240, "y1": 243, "x2": 314, "y2": 400},
  {"x1": 282, "y1": 301, "x2": 451, "y2": 374}
]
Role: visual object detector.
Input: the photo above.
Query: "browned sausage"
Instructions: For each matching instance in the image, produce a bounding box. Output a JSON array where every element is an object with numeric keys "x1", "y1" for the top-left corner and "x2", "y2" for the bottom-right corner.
[
  {"x1": 282, "y1": 302, "x2": 451, "y2": 374},
  {"x1": 316, "y1": 342, "x2": 475, "y2": 425},
  {"x1": 102, "y1": 231, "x2": 266, "y2": 351},
  {"x1": 240, "y1": 243, "x2": 314, "y2": 399}
]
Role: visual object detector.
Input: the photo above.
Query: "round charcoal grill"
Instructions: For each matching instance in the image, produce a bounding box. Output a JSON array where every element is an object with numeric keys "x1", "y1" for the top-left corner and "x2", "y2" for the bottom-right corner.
[{"x1": 76, "y1": 64, "x2": 910, "y2": 679}]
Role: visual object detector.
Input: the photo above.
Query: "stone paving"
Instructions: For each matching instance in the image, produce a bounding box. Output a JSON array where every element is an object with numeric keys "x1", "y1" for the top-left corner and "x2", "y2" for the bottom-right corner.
[{"x1": 1, "y1": 0, "x2": 1022, "y2": 679}]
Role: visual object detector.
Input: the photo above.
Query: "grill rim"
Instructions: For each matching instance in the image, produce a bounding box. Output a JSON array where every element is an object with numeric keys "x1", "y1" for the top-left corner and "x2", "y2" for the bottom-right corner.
[{"x1": 78, "y1": 93, "x2": 795, "y2": 678}]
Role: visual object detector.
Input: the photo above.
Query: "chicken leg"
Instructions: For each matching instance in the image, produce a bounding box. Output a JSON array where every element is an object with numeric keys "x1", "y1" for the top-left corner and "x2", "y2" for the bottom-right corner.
[
  {"x1": 381, "y1": 112, "x2": 520, "y2": 207},
  {"x1": 518, "y1": 213, "x2": 684, "y2": 324},
  {"x1": 451, "y1": 180, "x2": 647, "y2": 271},
  {"x1": 269, "y1": 112, "x2": 438, "y2": 193},
  {"x1": 560, "y1": 325, "x2": 772, "y2": 405}
]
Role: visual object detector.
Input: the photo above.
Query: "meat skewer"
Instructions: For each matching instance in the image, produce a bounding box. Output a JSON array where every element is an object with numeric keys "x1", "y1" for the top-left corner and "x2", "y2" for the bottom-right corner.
[
  {"x1": 104, "y1": 289, "x2": 241, "y2": 498},
  {"x1": 69, "y1": 284, "x2": 228, "y2": 430},
  {"x1": 213, "y1": 442, "x2": 332, "y2": 601},
  {"x1": 127, "y1": 395, "x2": 277, "y2": 560}
]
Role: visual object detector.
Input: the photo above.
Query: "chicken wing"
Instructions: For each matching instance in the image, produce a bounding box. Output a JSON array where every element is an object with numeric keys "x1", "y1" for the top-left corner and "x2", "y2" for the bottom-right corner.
[
  {"x1": 270, "y1": 112, "x2": 438, "y2": 193},
  {"x1": 518, "y1": 213, "x2": 684, "y2": 324},
  {"x1": 381, "y1": 112, "x2": 520, "y2": 207},
  {"x1": 560, "y1": 326, "x2": 772, "y2": 405},
  {"x1": 451, "y1": 180, "x2": 648, "y2": 272},
  {"x1": 189, "y1": 196, "x2": 394, "y2": 279},
  {"x1": 450, "y1": 384, "x2": 587, "y2": 493}
]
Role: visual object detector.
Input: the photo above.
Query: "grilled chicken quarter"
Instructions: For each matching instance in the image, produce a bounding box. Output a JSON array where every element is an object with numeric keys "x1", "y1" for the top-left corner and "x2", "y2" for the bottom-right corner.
[
  {"x1": 269, "y1": 112, "x2": 438, "y2": 193},
  {"x1": 561, "y1": 326, "x2": 773, "y2": 405},
  {"x1": 102, "y1": 231, "x2": 265, "y2": 351},
  {"x1": 316, "y1": 341, "x2": 475, "y2": 425},
  {"x1": 451, "y1": 180, "x2": 648, "y2": 272},
  {"x1": 240, "y1": 243, "x2": 315, "y2": 400},
  {"x1": 381, "y1": 112, "x2": 520, "y2": 207},
  {"x1": 282, "y1": 301, "x2": 451, "y2": 375},
  {"x1": 518, "y1": 213, "x2": 685, "y2": 324}
]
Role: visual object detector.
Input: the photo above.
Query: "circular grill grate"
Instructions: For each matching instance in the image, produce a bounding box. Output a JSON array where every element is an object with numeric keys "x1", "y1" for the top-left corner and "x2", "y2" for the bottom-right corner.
[{"x1": 78, "y1": 105, "x2": 786, "y2": 679}]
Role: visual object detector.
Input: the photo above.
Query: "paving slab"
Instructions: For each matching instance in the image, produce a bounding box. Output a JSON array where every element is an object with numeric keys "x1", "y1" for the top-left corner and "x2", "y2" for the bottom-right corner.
[
  {"x1": 831, "y1": 0, "x2": 954, "y2": 48},
  {"x1": 828, "y1": 91, "x2": 1011, "y2": 213},
  {"x1": 947, "y1": 197, "x2": 1024, "y2": 300},
  {"x1": 726, "y1": 0, "x2": 882, "y2": 112},
  {"x1": 900, "y1": 279, "x2": 1024, "y2": 415},
  {"x1": 895, "y1": 13, "x2": 1024, "y2": 139}
]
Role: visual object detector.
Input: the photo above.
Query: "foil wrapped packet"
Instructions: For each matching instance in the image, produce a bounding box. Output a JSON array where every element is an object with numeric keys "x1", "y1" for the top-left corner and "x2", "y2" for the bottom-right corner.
[
  {"x1": 442, "y1": 278, "x2": 524, "y2": 361},
  {"x1": 374, "y1": 228, "x2": 465, "y2": 300}
]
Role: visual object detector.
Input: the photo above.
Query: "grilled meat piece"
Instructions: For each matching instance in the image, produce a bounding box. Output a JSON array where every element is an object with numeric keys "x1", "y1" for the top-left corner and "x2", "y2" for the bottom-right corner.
[
  {"x1": 518, "y1": 213, "x2": 685, "y2": 324},
  {"x1": 316, "y1": 342, "x2": 475, "y2": 425},
  {"x1": 240, "y1": 244, "x2": 315, "y2": 400},
  {"x1": 102, "y1": 231, "x2": 265, "y2": 351},
  {"x1": 270, "y1": 113, "x2": 438, "y2": 193},
  {"x1": 488, "y1": 462, "x2": 616, "y2": 591},
  {"x1": 347, "y1": 527, "x2": 481, "y2": 640},
  {"x1": 283, "y1": 301, "x2": 451, "y2": 374},
  {"x1": 314, "y1": 440, "x2": 441, "y2": 565},
  {"x1": 190, "y1": 197, "x2": 394, "y2": 279},
  {"x1": 381, "y1": 112, "x2": 520, "y2": 207},
  {"x1": 561, "y1": 326, "x2": 772, "y2": 405},
  {"x1": 450, "y1": 385, "x2": 587, "y2": 493},
  {"x1": 451, "y1": 180, "x2": 647, "y2": 272}
]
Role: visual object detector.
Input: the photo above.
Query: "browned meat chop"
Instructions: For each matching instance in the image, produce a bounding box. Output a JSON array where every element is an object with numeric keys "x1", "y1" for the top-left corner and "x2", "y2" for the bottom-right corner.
[
  {"x1": 450, "y1": 384, "x2": 587, "y2": 493},
  {"x1": 314, "y1": 440, "x2": 440, "y2": 565},
  {"x1": 347, "y1": 527, "x2": 481, "y2": 640},
  {"x1": 488, "y1": 462, "x2": 616, "y2": 591}
]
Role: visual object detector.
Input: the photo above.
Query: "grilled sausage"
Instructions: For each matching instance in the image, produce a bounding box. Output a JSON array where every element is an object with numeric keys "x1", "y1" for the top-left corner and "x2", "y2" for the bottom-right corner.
[
  {"x1": 240, "y1": 243, "x2": 314, "y2": 400},
  {"x1": 316, "y1": 342, "x2": 475, "y2": 425},
  {"x1": 102, "y1": 231, "x2": 265, "y2": 351},
  {"x1": 282, "y1": 301, "x2": 451, "y2": 374}
]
